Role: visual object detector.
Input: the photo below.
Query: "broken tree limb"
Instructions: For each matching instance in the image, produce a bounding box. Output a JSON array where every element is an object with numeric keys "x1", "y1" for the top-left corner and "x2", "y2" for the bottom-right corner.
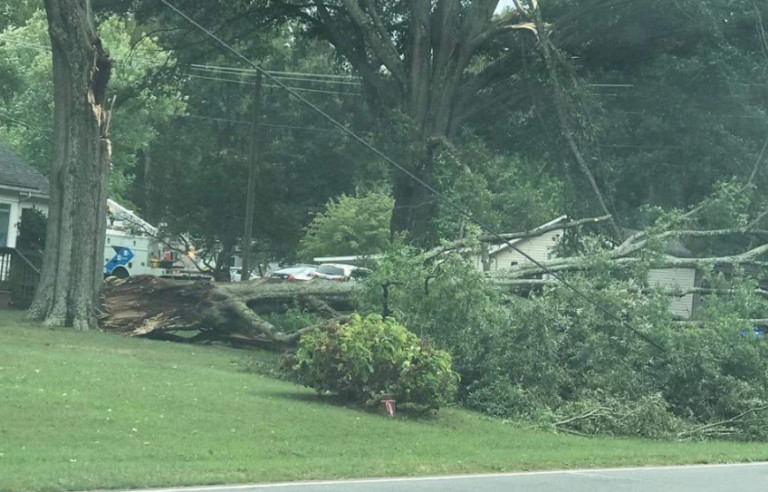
[
  {"x1": 677, "y1": 404, "x2": 768, "y2": 440},
  {"x1": 619, "y1": 135, "x2": 768, "y2": 250},
  {"x1": 425, "y1": 214, "x2": 611, "y2": 260},
  {"x1": 614, "y1": 228, "x2": 768, "y2": 258},
  {"x1": 479, "y1": 215, "x2": 611, "y2": 243},
  {"x1": 99, "y1": 276, "x2": 356, "y2": 346},
  {"x1": 488, "y1": 241, "x2": 768, "y2": 280}
]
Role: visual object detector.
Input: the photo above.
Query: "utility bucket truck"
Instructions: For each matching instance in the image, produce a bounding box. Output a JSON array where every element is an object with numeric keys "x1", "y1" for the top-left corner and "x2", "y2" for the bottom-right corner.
[{"x1": 104, "y1": 199, "x2": 210, "y2": 280}]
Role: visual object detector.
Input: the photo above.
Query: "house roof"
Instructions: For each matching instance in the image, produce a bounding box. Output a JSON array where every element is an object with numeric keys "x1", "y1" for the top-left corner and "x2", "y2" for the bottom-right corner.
[
  {"x1": 489, "y1": 215, "x2": 569, "y2": 257},
  {"x1": 0, "y1": 143, "x2": 48, "y2": 195}
]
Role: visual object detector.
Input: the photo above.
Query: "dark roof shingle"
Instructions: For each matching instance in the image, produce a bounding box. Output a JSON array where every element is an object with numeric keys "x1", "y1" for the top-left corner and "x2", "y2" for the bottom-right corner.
[{"x1": 0, "y1": 143, "x2": 48, "y2": 194}]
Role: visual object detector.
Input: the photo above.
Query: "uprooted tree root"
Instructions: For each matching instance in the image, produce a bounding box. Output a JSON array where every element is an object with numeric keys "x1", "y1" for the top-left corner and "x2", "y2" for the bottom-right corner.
[{"x1": 99, "y1": 276, "x2": 354, "y2": 347}]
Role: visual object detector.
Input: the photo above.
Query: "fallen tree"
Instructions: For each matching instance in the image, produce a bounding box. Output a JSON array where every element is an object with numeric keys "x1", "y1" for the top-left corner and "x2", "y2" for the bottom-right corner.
[
  {"x1": 99, "y1": 276, "x2": 354, "y2": 346},
  {"x1": 100, "y1": 186, "x2": 768, "y2": 347},
  {"x1": 100, "y1": 222, "x2": 768, "y2": 346}
]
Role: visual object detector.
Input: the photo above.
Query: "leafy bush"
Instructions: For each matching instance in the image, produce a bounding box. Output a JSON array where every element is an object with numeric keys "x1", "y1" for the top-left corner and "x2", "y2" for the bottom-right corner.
[
  {"x1": 288, "y1": 313, "x2": 459, "y2": 413},
  {"x1": 16, "y1": 206, "x2": 46, "y2": 251}
]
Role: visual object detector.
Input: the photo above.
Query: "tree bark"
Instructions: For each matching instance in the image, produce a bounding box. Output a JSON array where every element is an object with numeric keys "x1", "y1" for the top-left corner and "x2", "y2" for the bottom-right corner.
[
  {"x1": 99, "y1": 276, "x2": 355, "y2": 346},
  {"x1": 28, "y1": 0, "x2": 111, "y2": 329}
]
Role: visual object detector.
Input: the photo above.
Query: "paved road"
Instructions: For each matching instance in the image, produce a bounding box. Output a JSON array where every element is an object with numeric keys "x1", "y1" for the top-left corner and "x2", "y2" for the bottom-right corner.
[{"x1": 119, "y1": 463, "x2": 768, "y2": 492}]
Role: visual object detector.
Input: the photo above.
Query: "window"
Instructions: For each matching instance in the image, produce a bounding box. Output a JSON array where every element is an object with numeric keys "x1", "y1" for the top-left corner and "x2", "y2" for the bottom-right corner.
[{"x1": 0, "y1": 203, "x2": 10, "y2": 247}]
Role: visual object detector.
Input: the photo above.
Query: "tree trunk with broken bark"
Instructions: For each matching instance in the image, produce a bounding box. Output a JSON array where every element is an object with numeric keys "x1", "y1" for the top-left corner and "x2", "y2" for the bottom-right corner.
[{"x1": 29, "y1": 0, "x2": 112, "y2": 330}]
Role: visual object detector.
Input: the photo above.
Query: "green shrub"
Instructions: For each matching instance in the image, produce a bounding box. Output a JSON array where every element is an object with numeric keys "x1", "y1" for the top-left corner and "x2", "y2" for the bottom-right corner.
[
  {"x1": 297, "y1": 190, "x2": 393, "y2": 262},
  {"x1": 289, "y1": 313, "x2": 459, "y2": 413}
]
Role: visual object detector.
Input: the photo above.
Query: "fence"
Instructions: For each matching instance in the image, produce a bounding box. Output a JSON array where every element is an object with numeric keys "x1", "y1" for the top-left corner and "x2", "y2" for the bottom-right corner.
[{"x1": 0, "y1": 247, "x2": 42, "y2": 309}]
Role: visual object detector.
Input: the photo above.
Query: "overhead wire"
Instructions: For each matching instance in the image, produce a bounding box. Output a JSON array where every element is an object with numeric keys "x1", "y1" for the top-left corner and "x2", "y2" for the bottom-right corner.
[
  {"x1": 191, "y1": 66, "x2": 362, "y2": 85},
  {"x1": 160, "y1": 0, "x2": 667, "y2": 352},
  {"x1": 183, "y1": 113, "x2": 342, "y2": 133},
  {"x1": 186, "y1": 73, "x2": 363, "y2": 96},
  {"x1": 190, "y1": 63, "x2": 362, "y2": 81}
]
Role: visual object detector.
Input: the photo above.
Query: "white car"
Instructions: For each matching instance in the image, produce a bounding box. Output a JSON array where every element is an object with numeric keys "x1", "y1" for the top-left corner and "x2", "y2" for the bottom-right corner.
[
  {"x1": 269, "y1": 266, "x2": 317, "y2": 281},
  {"x1": 229, "y1": 267, "x2": 259, "y2": 282},
  {"x1": 311, "y1": 263, "x2": 370, "y2": 281}
]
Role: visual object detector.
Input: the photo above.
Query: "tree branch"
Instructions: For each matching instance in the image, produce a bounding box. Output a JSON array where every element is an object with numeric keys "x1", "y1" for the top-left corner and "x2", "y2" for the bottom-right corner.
[
  {"x1": 465, "y1": 7, "x2": 526, "y2": 53},
  {"x1": 614, "y1": 228, "x2": 768, "y2": 258},
  {"x1": 677, "y1": 404, "x2": 768, "y2": 439},
  {"x1": 314, "y1": 2, "x2": 399, "y2": 106},
  {"x1": 529, "y1": 1, "x2": 620, "y2": 238},
  {"x1": 337, "y1": 0, "x2": 406, "y2": 86},
  {"x1": 425, "y1": 214, "x2": 610, "y2": 260},
  {"x1": 620, "y1": 129, "x2": 768, "y2": 249},
  {"x1": 457, "y1": 50, "x2": 522, "y2": 105},
  {"x1": 489, "y1": 241, "x2": 768, "y2": 279},
  {"x1": 454, "y1": 81, "x2": 528, "y2": 129}
]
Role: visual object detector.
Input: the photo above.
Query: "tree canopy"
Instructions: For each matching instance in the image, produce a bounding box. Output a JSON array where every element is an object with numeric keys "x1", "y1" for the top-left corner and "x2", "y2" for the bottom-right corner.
[{"x1": 1, "y1": 0, "x2": 766, "y2": 262}]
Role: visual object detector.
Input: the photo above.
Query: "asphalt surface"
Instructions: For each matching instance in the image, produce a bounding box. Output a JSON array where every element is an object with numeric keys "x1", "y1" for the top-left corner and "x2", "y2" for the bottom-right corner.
[{"x1": 114, "y1": 463, "x2": 768, "y2": 492}]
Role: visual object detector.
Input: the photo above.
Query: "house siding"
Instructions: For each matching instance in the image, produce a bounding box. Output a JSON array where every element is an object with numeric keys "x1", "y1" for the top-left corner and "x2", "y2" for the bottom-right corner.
[
  {"x1": 476, "y1": 230, "x2": 562, "y2": 272},
  {"x1": 648, "y1": 268, "x2": 697, "y2": 319}
]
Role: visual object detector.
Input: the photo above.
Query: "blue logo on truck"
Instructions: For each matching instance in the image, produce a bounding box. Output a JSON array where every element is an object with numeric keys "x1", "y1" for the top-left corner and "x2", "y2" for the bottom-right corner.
[{"x1": 104, "y1": 246, "x2": 134, "y2": 275}]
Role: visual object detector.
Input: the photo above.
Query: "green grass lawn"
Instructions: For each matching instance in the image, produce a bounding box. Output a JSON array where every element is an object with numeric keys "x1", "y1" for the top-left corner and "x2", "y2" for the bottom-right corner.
[{"x1": 1, "y1": 309, "x2": 767, "y2": 492}]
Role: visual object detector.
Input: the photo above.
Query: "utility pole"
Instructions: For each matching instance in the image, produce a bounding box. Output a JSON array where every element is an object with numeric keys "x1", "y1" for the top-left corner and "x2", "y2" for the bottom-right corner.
[{"x1": 240, "y1": 71, "x2": 262, "y2": 282}]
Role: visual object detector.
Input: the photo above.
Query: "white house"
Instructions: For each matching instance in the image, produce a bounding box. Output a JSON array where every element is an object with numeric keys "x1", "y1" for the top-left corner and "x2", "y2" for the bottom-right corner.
[
  {"x1": 473, "y1": 215, "x2": 568, "y2": 272},
  {"x1": 478, "y1": 216, "x2": 699, "y2": 319},
  {"x1": 0, "y1": 143, "x2": 49, "y2": 248}
]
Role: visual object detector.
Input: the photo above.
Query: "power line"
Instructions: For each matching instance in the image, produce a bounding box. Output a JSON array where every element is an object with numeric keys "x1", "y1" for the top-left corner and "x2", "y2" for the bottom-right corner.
[
  {"x1": 190, "y1": 63, "x2": 361, "y2": 81},
  {"x1": 268, "y1": 75, "x2": 362, "y2": 86},
  {"x1": 187, "y1": 73, "x2": 363, "y2": 96},
  {"x1": 191, "y1": 65, "x2": 362, "y2": 85},
  {"x1": 160, "y1": 0, "x2": 669, "y2": 353},
  {"x1": 183, "y1": 113, "x2": 342, "y2": 133},
  {"x1": 586, "y1": 83, "x2": 634, "y2": 88}
]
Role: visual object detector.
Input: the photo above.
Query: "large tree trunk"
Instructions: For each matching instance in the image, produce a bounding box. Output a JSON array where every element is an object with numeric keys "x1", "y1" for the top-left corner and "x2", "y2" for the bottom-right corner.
[
  {"x1": 390, "y1": 153, "x2": 438, "y2": 242},
  {"x1": 29, "y1": 0, "x2": 111, "y2": 330}
]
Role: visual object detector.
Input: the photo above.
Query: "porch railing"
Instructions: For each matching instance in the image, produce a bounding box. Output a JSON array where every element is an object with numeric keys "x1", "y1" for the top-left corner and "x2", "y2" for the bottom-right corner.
[{"x1": 0, "y1": 247, "x2": 42, "y2": 309}]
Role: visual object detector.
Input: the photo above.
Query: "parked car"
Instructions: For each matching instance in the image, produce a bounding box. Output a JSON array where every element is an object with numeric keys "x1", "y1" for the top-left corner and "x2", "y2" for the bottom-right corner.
[
  {"x1": 311, "y1": 263, "x2": 370, "y2": 281},
  {"x1": 269, "y1": 265, "x2": 317, "y2": 281},
  {"x1": 229, "y1": 267, "x2": 259, "y2": 282}
]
